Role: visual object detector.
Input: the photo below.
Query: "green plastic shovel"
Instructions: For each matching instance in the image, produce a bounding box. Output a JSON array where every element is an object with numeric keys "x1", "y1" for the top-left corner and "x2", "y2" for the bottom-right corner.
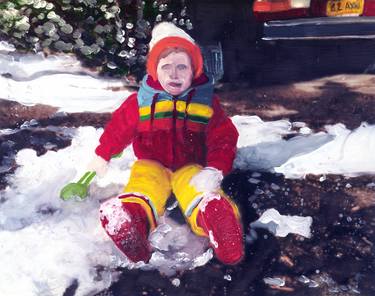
[
  {"x1": 60, "y1": 152, "x2": 123, "y2": 201},
  {"x1": 60, "y1": 171, "x2": 96, "y2": 201}
]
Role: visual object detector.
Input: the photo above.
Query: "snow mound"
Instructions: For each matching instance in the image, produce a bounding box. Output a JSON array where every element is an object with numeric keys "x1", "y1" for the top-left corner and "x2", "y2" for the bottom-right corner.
[
  {"x1": 232, "y1": 115, "x2": 333, "y2": 171},
  {"x1": 276, "y1": 122, "x2": 375, "y2": 178},
  {"x1": 251, "y1": 208, "x2": 313, "y2": 238},
  {"x1": 0, "y1": 126, "x2": 210, "y2": 296},
  {"x1": 233, "y1": 116, "x2": 375, "y2": 178},
  {"x1": 0, "y1": 51, "x2": 132, "y2": 113}
]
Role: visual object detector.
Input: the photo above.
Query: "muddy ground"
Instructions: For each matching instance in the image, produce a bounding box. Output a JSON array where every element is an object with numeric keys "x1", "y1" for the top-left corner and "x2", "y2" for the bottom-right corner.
[{"x1": 1, "y1": 74, "x2": 375, "y2": 296}]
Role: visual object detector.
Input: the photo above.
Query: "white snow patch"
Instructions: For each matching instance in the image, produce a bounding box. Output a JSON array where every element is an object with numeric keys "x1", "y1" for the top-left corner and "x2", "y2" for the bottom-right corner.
[
  {"x1": 198, "y1": 192, "x2": 221, "y2": 213},
  {"x1": 0, "y1": 73, "x2": 131, "y2": 113},
  {"x1": 233, "y1": 115, "x2": 294, "y2": 148},
  {"x1": 0, "y1": 41, "x2": 15, "y2": 52},
  {"x1": 233, "y1": 116, "x2": 375, "y2": 178},
  {"x1": 0, "y1": 127, "x2": 128, "y2": 296},
  {"x1": 251, "y1": 208, "x2": 313, "y2": 238},
  {"x1": 0, "y1": 52, "x2": 132, "y2": 113},
  {"x1": 0, "y1": 126, "x2": 210, "y2": 295},
  {"x1": 263, "y1": 277, "x2": 285, "y2": 287},
  {"x1": 0, "y1": 51, "x2": 85, "y2": 79},
  {"x1": 171, "y1": 278, "x2": 181, "y2": 287},
  {"x1": 189, "y1": 167, "x2": 223, "y2": 193},
  {"x1": 147, "y1": 216, "x2": 210, "y2": 276},
  {"x1": 208, "y1": 230, "x2": 219, "y2": 248},
  {"x1": 99, "y1": 197, "x2": 131, "y2": 235},
  {"x1": 276, "y1": 123, "x2": 375, "y2": 178},
  {"x1": 190, "y1": 248, "x2": 214, "y2": 269},
  {"x1": 147, "y1": 215, "x2": 212, "y2": 276},
  {"x1": 232, "y1": 115, "x2": 333, "y2": 171}
]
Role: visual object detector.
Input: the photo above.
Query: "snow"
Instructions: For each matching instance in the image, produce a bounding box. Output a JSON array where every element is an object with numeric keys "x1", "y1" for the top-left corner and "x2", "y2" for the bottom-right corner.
[
  {"x1": 189, "y1": 167, "x2": 223, "y2": 192},
  {"x1": 0, "y1": 51, "x2": 132, "y2": 113},
  {"x1": 275, "y1": 122, "x2": 375, "y2": 178},
  {"x1": 198, "y1": 192, "x2": 221, "y2": 213},
  {"x1": 0, "y1": 127, "x2": 121, "y2": 296},
  {"x1": 2, "y1": 48, "x2": 375, "y2": 295},
  {"x1": 99, "y1": 197, "x2": 131, "y2": 236},
  {"x1": 171, "y1": 278, "x2": 181, "y2": 287},
  {"x1": 250, "y1": 208, "x2": 313, "y2": 238},
  {"x1": 232, "y1": 115, "x2": 334, "y2": 172},
  {"x1": 208, "y1": 230, "x2": 219, "y2": 248},
  {"x1": 0, "y1": 41, "x2": 15, "y2": 52},
  {"x1": 232, "y1": 116, "x2": 375, "y2": 177},
  {"x1": 0, "y1": 127, "x2": 211, "y2": 295},
  {"x1": 147, "y1": 217, "x2": 211, "y2": 276},
  {"x1": 263, "y1": 277, "x2": 286, "y2": 287}
]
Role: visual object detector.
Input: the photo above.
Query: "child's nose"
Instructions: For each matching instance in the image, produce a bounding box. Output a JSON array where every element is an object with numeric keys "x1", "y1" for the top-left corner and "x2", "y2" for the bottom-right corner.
[{"x1": 170, "y1": 67, "x2": 178, "y2": 79}]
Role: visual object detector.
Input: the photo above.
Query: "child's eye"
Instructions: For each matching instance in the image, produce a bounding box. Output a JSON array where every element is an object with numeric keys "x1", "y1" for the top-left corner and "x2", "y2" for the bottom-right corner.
[{"x1": 161, "y1": 64, "x2": 171, "y2": 70}]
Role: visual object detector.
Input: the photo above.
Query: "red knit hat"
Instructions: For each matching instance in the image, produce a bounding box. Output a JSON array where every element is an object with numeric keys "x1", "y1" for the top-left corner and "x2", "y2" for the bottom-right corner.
[{"x1": 147, "y1": 22, "x2": 204, "y2": 80}]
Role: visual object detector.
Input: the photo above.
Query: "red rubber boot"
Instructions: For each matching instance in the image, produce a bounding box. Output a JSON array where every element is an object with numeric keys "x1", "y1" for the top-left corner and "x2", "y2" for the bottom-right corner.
[
  {"x1": 197, "y1": 196, "x2": 244, "y2": 265},
  {"x1": 99, "y1": 198, "x2": 152, "y2": 263}
]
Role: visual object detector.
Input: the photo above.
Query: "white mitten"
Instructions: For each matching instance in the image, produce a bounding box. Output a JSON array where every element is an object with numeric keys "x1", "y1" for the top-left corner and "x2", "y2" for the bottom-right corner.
[
  {"x1": 87, "y1": 154, "x2": 108, "y2": 178},
  {"x1": 189, "y1": 167, "x2": 223, "y2": 193}
]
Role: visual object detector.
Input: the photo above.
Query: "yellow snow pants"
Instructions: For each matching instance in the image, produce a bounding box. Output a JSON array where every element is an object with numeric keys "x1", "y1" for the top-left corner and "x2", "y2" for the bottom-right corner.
[{"x1": 121, "y1": 159, "x2": 240, "y2": 236}]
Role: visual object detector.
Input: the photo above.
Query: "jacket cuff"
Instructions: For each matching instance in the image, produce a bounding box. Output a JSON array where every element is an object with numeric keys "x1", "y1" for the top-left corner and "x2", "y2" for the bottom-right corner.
[{"x1": 95, "y1": 145, "x2": 111, "y2": 162}]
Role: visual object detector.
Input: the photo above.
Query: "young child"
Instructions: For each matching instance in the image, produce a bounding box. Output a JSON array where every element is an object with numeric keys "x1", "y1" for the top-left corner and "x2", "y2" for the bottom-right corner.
[{"x1": 86, "y1": 22, "x2": 244, "y2": 265}]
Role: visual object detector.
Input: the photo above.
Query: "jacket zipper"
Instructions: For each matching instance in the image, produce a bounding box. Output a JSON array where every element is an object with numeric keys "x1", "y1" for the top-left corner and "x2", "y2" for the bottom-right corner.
[{"x1": 172, "y1": 97, "x2": 177, "y2": 171}]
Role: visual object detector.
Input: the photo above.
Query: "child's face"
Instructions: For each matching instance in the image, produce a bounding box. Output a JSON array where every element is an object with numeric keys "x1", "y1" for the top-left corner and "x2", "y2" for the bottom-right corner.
[{"x1": 156, "y1": 50, "x2": 193, "y2": 96}]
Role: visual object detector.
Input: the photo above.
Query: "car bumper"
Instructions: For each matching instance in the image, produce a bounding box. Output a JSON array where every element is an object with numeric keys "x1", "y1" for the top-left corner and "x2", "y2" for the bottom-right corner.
[{"x1": 262, "y1": 16, "x2": 375, "y2": 40}]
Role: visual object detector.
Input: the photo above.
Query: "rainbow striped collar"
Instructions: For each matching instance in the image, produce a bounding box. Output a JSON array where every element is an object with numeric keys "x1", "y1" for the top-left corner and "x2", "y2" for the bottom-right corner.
[{"x1": 137, "y1": 74, "x2": 214, "y2": 108}]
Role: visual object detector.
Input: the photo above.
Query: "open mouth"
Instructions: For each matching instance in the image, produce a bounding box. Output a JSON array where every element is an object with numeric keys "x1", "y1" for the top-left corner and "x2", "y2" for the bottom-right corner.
[{"x1": 168, "y1": 82, "x2": 182, "y2": 88}]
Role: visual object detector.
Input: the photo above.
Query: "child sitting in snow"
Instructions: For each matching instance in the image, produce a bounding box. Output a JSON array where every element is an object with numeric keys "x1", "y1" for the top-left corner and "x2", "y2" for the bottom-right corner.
[{"x1": 63, "y1": 22, "x2": 244, "y2": 265}]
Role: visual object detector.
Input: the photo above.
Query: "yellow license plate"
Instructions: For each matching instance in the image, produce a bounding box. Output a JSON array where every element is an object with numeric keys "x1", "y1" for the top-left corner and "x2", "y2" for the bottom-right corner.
[{"x1": 326, "y1": 0, "x2": 364, "y2": 16}]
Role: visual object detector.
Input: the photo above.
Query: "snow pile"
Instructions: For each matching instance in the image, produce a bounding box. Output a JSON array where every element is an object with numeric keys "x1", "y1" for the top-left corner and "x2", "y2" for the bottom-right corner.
[
  {"x1": 233, "y1": 115, "x2": 333, "y2": 171},
  {"x1": 0, "y1": 51, "x2": 131, "y2": 113},
  {"x1": 233, "y1": 116, "x2": 375, "y2": 178},
  {"x1": 0, "y1": 127, "x2": 118, "y2": 296},
  {"x1": 0, "y1": 72, "x2": 131, "y2": 113},
  {"x1": 147, "y1": 217, "x2": 212, "y2": 276},
  {"x1": 0, "y1": 41, "x2": 15, "y2": 52},
  {"x1": 276, "y1": 123, "x2": 375, "y2": 178},
  {"x1": 0, "y1": 127, "x2": 210, "y2": 296},
  {"x1": 0, "y1": 51, "x2": 87, "y2": 79},
  {"x1": 251, "y1": 208, "x2": 313, "y2": 238}
]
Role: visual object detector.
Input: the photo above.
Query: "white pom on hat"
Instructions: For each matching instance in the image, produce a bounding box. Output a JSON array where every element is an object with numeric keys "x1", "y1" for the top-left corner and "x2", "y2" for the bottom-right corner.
[{"x1": 149, "y1": 22, "x2": 195, "y2": 50}]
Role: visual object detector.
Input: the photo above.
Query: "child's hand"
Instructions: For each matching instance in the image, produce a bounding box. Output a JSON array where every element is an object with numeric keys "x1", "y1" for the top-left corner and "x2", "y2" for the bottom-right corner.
[
  {"x1": 189, "y1": 167, "x2": 223, "y2": 193},
  {"x1": 87, "y1": 155, "x2": 108, "y2": 178}
]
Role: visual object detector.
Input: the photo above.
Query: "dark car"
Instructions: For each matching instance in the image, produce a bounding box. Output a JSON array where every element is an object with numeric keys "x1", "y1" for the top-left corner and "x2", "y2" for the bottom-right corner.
[
  {"x1": 249, "y1": 0, "x2": 375, "y2": 84},
  {"x1": 253, "y1": 0, "x2": 375, "y2": 39},
  {"x1": 188, "y1": 0, "x2": 375, "y2": 82}
]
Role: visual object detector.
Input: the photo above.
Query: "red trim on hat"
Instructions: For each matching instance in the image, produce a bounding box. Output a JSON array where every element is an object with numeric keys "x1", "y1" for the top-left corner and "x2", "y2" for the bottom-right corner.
[{"x1": 147, "y1": 36, "x2": 204, "y2": 81}]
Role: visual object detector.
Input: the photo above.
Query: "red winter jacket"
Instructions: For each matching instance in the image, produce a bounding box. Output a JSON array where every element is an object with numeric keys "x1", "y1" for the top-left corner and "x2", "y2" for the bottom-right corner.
[{"x1": 95, "y1": 74, "x2": 238, "y2": 175}]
